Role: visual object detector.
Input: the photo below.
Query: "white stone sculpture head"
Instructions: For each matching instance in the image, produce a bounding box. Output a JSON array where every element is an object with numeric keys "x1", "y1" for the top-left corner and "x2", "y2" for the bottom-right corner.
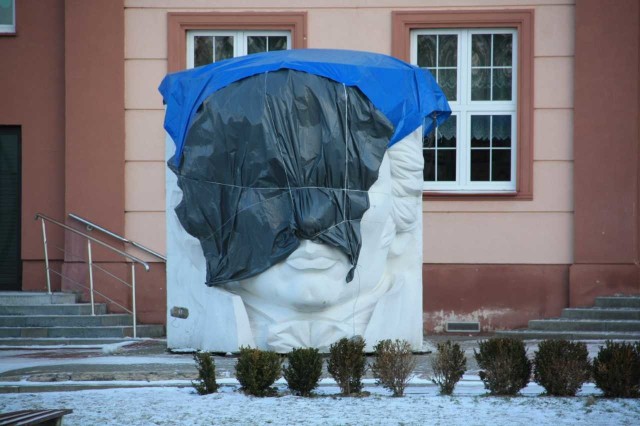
[{"x1": 166, "y1": 125, "x2": 424, "y2": 354}]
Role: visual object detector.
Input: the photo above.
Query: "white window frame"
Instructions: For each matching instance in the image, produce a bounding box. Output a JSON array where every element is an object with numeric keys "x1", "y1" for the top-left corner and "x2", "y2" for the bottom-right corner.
[
  {"x1": 411, "y1": 28, "x2": 518, "y2": 193},
  {"x1": 186, "y1": 30, "x2": 291, "y2": 69},
  {"x1": 0, "y1": 0, "x2": 15, "y2": 34}
]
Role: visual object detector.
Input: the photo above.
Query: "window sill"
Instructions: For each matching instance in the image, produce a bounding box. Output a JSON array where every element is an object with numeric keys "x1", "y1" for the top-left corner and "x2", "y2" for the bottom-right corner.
[
  {"x1": 0, "y1": 32, "x2": 16, "y2": 37},
  {"x1": 423, "y1": 191, "x2": 532, "y2": 201}
]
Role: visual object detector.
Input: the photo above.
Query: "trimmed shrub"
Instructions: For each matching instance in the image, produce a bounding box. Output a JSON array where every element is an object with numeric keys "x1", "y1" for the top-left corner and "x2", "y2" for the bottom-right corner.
[
  {"x1": 235, "y1": 347, "x2": 282, "y2": 397},
  {"x1": 593, "y1": 340, "x2": 640, "y2": 398},
  {"x1": 371, "y1": 339, "x2": 416, "y2": 397},
  {"x1": 431, "y1": 340, "x2": 467, "y2": 395},
  {"x1": 192, "y1": 351, "x2": 219, "y2": 395},
  {"x1": 283, "y1": 347, "x2": 323, "y2": 397},
  {"x1": 327, "y1": 336, "x2": 367, "y2": 395},
  {"x1": 474, "y1": 337, "x2": 532, "y2": 396},
  {"x1": 533, "y1": 339, "x2": 591, "y2": 396}
]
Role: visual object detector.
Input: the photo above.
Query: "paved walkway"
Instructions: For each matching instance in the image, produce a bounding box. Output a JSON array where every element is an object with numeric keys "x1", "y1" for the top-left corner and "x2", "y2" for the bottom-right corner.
[{"x1": 0, "y1": 336, "x2": 608, "y2": 393}]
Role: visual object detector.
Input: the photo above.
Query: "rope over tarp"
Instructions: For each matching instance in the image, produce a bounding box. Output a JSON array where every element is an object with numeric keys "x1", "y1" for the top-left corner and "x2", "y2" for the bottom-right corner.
[{"x1": 159, "y1": 48, "x2": 451, "y2": 166}]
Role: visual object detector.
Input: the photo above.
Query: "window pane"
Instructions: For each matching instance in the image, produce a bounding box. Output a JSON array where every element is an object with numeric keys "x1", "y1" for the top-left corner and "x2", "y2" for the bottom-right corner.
[
  {"x1": 471, "y1": 149, "x2": 491, "y2": 181},
  {"x1": 471, "y1": 69, "x2": 491, "y2": 101},
  {"x1": 472, "y1": 34, "x2": 491, "y2": 66},
  {"x1": 492, "y1": 68, "x2": 512, "y2": 101},
  {"x1": 417, "y1": 35, "x2": 436, "y2": 68},
  {"x1": 423, "y1": 128, "x2": 435, "y2": 148},
  {"x1": 268, "y1": 36, "x2": 287, "y2": 51},
  {"x1": 438, "y1": 35, "x2": 457, "y2": 67},
  {"x1": 437, "y1": 150, "x2": 456, "y2": 181},
  {"x1": 437, "y1": 115, "x2": 456, "y2": 148},
  {"x1": 493, "y1": 34, "x2": 513, "y2": 66},
  {"x1": 438, "y1": 69, "x2": 457, "y2": 101},
  {"x1": 214, "y1": 36, "x2": 234, "y2": 62},
  {"x1": 492, "y1": 150, "x2": 511, "y2": 181},
  {"x1": 247, "y1": 36, "x2": 267, "y2": 54},
  {"x1": 0, "y1": 0, "x2": 13, "y2": 26},
  {"x1": 423, "y1": 150, "x2": 435, "y2": 181},
  {"x1": 471, "y1": 116, "x2": 490, "y2": 147},
  {"x1": 194, "y1": 36, "x2": 213, "y2": 67},
  {"x1": 492, "y1": 115, "x2": 512, "y2": 147},
  {"x1": 471, "y1": 150, "x2": 490, "y2": 181}
]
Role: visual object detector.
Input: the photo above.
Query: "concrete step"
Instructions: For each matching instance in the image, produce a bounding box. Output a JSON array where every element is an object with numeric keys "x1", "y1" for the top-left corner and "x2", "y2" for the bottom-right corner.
[
  {"x1": 561, "y1": 307, "x2": 640, "y2": 320},
  {"x1": 0, "y1": 325, "x2": 165, "y2": 339},
  {"x1": 496, "y1": 330, "x2": 640, "y2": 341},
  {"x1": 595, "y1": 296, "x2": 640, "y2": 309},
  {"x1": 0, "y1": 314, "x2": 133, "y2": 327},
  {"x1": 0, "y1": 292, "x2": 77, "y2": 305},
  {"x1": 0, "y1": 304, "x2": 107, "y2": 316},
  {"x1": 529, "y1": 319, "x2": 640, "y2": 332}
]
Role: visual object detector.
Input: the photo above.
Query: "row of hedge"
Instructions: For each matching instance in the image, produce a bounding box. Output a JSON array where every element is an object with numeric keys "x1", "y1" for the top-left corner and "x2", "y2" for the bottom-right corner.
[
  {"x1": 475, "y1": 339, "x2": 640, "y2": 398},
  {"x1": 192, "y1": 338, "x2": 640, "y2": 398}
]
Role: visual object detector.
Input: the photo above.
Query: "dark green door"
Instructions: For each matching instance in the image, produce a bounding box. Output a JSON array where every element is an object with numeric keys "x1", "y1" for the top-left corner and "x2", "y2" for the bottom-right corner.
[{"x1": 0, "y1": 126, "x2": 21, "y2": 291}]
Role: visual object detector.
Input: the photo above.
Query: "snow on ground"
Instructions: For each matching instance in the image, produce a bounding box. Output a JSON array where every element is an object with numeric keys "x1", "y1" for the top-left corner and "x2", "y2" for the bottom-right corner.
[{"x1": 1, "y1": 381, "x2": 639, "y2": 425}]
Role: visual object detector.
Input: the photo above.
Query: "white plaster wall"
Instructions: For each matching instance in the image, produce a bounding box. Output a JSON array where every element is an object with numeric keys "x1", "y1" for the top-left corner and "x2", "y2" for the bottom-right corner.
[{"x1": 123, "y1": 0, "x2": 575, "y2": 265}]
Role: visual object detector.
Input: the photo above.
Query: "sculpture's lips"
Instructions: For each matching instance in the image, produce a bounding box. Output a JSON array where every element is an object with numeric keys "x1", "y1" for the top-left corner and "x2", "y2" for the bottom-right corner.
[
  {"x1": 285, "y1": 240, "x2": 346, "y2": 271},
  {"x1": 286, "y1": 256, "x2": 339, "y2": 270},
  {"x1": 285, "y1": 242, "x2": 343, "y2": 270}
]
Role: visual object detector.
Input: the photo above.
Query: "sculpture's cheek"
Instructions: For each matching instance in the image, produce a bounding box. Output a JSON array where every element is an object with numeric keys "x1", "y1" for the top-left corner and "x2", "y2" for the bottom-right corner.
[{"x1": 348, "y1": 155, "x2": 394, "y2": 292}]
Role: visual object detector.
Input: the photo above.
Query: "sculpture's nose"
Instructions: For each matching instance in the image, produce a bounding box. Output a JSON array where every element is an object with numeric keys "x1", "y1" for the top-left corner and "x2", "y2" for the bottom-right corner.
[
  {"x1": 294, "y1": 191, "x2": 335, "y2": 239},
  {"x1": 298, "y1": 239, "x2": 319, "y2": 254},
  {"x1": 296, "y1": 215, "x2": 322, "y2": 239}
]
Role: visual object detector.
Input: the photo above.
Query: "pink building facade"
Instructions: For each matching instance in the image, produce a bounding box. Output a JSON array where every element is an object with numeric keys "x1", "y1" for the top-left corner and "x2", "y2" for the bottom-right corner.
[{"x1": 1, "y1": 0, "x2": 638, "y2": 333}]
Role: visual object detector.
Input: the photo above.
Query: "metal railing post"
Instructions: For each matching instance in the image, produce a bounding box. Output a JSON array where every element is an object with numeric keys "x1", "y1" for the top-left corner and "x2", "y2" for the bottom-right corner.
[
  {"x1": 34, "y1": 214, "x2": 151, "y2": 335},
  {"x1": 131, "y1": 263, "x2": 137, "y2": 338},
  {"x1": 40, "y1": 218, "x2": 52, "y2": 294},
  {"x1": 87, "y1": 240, "x2": 95, "y2": 316}
]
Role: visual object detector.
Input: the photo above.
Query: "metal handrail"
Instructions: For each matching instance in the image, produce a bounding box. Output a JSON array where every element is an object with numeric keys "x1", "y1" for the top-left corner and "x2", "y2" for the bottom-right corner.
[
  {"x1": 35, "y1": 213, "x2": 148, "y2": 338},
  {"x1": 36, "y1": 214, "x2": 150, "y2": 270},
  {"x1": 68, "y1": 213, "x2": 167, "y2": 262}
]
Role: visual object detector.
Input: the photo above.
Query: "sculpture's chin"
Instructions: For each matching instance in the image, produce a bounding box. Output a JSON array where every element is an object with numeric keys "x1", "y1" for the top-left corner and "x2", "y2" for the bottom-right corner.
[
  {"x1": 276, "y1": 271, "x2": 348, "y2": 313},
  {"x1": 288, "y1": 293, "x2": 338, "y2": 312},
  {"x1": 290, "y1": 300, "x2": 332, "y2": 313}
]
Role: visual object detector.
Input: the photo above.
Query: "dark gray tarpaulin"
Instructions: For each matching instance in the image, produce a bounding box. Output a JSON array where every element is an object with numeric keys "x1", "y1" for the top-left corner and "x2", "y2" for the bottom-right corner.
[{"x1": 169, "y1": 70, "x2": 393, "y2": 285}]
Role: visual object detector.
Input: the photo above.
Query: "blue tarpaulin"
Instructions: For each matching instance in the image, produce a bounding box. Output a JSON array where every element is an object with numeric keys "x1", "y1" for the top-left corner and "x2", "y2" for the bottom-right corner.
[{"x1": 159, "y1": 48, "x2": 451, "y2": 166}]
